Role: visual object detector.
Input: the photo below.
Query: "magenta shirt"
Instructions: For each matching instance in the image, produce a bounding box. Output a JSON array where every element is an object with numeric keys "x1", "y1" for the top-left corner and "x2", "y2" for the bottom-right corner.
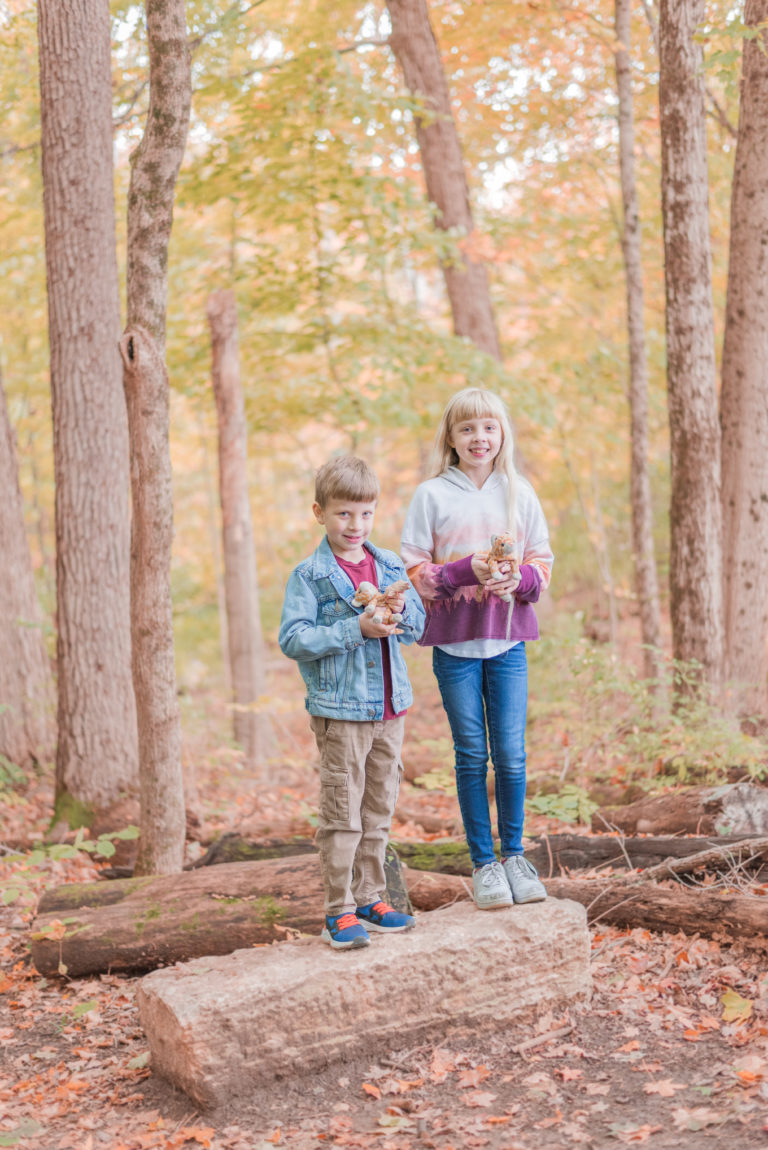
[{"x1": 335, "y1": 552, "x2": 405, "y2": 720}]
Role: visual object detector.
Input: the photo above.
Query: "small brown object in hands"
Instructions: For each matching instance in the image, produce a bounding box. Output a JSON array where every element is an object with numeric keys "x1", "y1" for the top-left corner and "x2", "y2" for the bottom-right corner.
[
  {"x1": 352, "y1": 579, "x2": 410, "y2": 624},
  {"x1": 475, "y1": 533, "x2": 519, "y2": 602}
]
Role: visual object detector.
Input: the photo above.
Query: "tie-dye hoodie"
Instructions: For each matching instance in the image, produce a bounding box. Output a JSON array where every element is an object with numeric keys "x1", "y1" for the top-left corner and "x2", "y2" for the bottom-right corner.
[{"x1": 400, "y1": 466, "x2": 554, "y2": 647}]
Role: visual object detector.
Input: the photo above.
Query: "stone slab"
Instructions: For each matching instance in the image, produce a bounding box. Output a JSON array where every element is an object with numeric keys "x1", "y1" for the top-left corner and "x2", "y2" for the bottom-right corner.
[{"x1": 137, "y1": 898, "x2": 590, "y2": 1109}]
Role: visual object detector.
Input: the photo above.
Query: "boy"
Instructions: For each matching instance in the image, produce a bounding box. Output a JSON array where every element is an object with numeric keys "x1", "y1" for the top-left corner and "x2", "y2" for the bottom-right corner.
[{"x1": 279, "y1": 456, "x2": 425, "y2": 949}]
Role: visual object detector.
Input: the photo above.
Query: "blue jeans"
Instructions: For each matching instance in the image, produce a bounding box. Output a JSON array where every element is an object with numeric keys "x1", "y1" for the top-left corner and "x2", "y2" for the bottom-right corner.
[{"x1": 432, "y1": 644, "x2": 528, "y2": 868}]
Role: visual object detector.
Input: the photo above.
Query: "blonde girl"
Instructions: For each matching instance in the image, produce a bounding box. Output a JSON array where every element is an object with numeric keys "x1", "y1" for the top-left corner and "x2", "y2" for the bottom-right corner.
[{"x1": 401, "y1": 388, "x2": 553, "y2": 909}]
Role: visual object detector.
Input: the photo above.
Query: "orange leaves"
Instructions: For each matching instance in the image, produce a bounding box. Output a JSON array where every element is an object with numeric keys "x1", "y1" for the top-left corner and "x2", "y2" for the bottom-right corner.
[
  {"x1": 361, "y1": 1082, "x2": 381, "y2": 1099},
  {"x1": 457, "y1": 1064, "x2": 490, "y2": 1088},
  {"x1": 642, "y1": 1079, "x2": 686, "y2": 1097}
]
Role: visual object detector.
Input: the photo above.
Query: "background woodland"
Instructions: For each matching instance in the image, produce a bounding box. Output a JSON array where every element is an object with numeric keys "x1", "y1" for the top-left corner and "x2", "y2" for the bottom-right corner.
[{"x1": 1, "y1": 0, "x2": 768, "y2": 859}]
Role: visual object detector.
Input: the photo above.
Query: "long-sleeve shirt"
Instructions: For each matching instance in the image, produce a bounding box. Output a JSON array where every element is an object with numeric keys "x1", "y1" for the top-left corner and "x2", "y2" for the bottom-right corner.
[{"x1": 400, "y1": 466, "x2": 553, "y2": 649}]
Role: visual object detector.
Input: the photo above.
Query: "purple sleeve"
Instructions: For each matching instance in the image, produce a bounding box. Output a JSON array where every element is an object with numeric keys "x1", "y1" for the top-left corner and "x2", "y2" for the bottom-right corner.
[
  {"x1": 515, "y1": 564, "x2": 541, "y2": 603},
  {"x1": 409, "y1": 555, "x2": 479, "y2": 601},
  {"x1": 440, "y1": 555, "x2": 479, "y2": 593}
]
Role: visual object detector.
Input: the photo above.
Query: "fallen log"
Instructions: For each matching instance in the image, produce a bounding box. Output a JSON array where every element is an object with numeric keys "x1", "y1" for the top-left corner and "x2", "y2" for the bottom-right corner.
[
  {"x1": 30, "y1": 848, "x2": 411, "y2": 979},
  {"x1": 593, "y1": 782, "x2": 768, "y2": 836},
  {"x1": 402, "y1": 867, "x2": 768, "y2": 941},
  {"x1": 188, "y1": 831, "x2": 768, "y2": 879},
  {"x1": 543, "y1": 876, "x2": 768, "y2": 940}
]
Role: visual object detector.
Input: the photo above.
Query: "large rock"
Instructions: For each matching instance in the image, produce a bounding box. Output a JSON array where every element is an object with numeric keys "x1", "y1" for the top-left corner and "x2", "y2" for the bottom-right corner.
[{"x1": 137, "y1": 899, "x2": 590, "y2": 1109}]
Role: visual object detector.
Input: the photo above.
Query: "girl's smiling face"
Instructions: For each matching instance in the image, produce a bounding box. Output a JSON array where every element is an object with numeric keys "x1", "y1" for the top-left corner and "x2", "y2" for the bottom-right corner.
[{"x1": 448, "y1": 416, "x2": 503, "y2": 486}]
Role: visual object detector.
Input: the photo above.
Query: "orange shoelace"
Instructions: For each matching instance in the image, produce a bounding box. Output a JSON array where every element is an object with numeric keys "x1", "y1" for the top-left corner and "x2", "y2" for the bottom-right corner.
[
  {"x1": 370, "y1": 902, "x2": 393, "y2": 915},
  {"x1": 334, "y1": 913, "x2": 360, "y2": 930}
]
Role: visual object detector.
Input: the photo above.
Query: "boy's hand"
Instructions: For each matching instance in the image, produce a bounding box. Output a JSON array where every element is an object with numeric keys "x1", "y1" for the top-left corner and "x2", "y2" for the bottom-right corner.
[{"x1": 359, "y1": 614, "x2": 403, "y2": 639}]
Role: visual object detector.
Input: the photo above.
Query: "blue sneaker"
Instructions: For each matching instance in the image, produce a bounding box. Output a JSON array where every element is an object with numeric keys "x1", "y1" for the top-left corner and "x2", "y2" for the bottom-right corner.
[
  {"x1": 356, "y1": 900, "x2": 415, "y2": 933},
  {"x1": 321, "y1": 912, "x2": 370, "y2": 949}
]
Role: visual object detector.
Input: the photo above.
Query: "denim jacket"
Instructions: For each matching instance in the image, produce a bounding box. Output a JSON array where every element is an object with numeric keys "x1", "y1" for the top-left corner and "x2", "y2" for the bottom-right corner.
[{"x1": 279, "y1": 537, "x2": 426, "y2": 720}]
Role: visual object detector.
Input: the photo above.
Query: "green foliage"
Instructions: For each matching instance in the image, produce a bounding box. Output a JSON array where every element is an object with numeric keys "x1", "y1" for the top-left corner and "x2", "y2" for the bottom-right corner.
[
  {"x1": 2, "y1": 827, "x2": 140, "y2": 908},
  {"x1": 526, "y1": 784, "x2": 598, "y2": 827},
  {"x1": 411, "y1": 737, "x2": 458, "y2": 795},
  {"x1": 0, "y1": 754, "x2": 26, "y2": 793},
  {"x1": 529, "y1": 622, "x2": 768, "y2": 786}
]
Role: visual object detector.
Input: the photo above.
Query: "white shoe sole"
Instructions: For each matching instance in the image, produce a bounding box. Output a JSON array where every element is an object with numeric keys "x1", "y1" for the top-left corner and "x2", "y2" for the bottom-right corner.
[{"x1": 475, "y1": 896, "x2": 514, "y2": 910}]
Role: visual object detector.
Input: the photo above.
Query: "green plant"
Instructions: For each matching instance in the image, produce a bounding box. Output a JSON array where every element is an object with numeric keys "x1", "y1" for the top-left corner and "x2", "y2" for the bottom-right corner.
[
  {"x1": 527, "y1": 784, "x2": 598, "y2": 826},
  {"x1": 1, "y1": 826, "x2": 140, "y2": 908},
  {"x1": 0, "y1": 754, "x2": 25, "y2": 793}
]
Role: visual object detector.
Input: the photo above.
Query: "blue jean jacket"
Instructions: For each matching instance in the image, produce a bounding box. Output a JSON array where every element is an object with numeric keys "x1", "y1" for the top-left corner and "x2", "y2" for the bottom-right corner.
[{"x1": 279, "y1": 537, "x2": 425, "y2": 720}]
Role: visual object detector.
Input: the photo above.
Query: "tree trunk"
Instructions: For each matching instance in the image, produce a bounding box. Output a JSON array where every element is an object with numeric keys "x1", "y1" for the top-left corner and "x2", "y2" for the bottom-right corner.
[
  {"x1": 122, "y1": 0, "x2": 191, "y2": 875},
  {"x1": 36, "y1": 0, "x2": 137, "y2": 821},
  {"x1": 720, "y1": 0, "x2": 768, "y2": 719},
  {"x1": 206, "y1": 290, "x2": 269, "y2": 769},
  {"x1": 592, "y1": 781, "x2": 768, "y2": 836},
  {"x1": 614, "y1": 0, "x2": 663, "y2": 683},
  {"x1": 120, "y1": 330, "x2": 185, "y2": 877},
  {"x1": 30, "y1": 849, "x2": 411, "y2": 978},
  {"x1": 385, "y1": 0, "x2": 501, "y2": 359},
  {"x1": 0, "y1": 369, "x2": 54, "y2": 768},
  {"x1": 658, "y1": 0, "x2": 723, "y2": 691}
]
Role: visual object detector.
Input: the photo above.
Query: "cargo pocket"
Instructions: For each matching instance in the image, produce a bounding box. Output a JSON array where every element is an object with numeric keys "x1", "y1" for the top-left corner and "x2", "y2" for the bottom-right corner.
[{"x1": 320, "y1": 769, "x2": 350, "y2": 823}]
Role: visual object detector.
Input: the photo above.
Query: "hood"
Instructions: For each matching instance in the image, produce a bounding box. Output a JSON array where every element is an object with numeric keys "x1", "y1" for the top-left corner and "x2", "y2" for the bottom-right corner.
[{"x1": 438, "y1": 466, "x2": 507, "y2": 494}]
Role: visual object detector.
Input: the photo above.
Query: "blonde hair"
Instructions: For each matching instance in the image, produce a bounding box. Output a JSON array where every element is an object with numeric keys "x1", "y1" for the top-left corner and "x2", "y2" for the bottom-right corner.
[
  {"x1": 429, "y1": 388, "x2": 518, "y2": 534},
  {"x1": 314, "y1": 455, "x2": 380, "y2": 508}
]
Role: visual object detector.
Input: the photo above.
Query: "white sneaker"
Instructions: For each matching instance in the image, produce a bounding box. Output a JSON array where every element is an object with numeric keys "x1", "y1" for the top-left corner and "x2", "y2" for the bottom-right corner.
[
  {"x1": 503, "y1": 856, "x2": 547, "y2": 903},
  {"x1": 472, "y1": 861, "x2": 513, "y2": 909}
]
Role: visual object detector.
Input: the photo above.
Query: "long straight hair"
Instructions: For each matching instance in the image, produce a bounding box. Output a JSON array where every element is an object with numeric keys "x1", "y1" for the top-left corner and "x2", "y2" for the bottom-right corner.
[{"x1": 429, "y1": 388, "x2": 518, "y2": 536}]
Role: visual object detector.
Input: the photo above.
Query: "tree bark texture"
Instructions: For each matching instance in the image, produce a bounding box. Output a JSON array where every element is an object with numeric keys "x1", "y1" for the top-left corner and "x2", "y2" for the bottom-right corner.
[
  {"x1": 720, "y1": 0, "x2": 768, "y2": 717},
  {"x1": 592, "y1": 782, "x2": 768, "y2": 836},
  {"x1": 37, "y1": 0, "x2": 137, "y2": 813},
  {"x1": 120, "y1": 330, "x2": 185, "y2": 876},
  {"x1": 0, "y1": 371, "x2": 54, "y2": 768},
  {"x1": 125, "y1": 0, "x2": 191, "y2": 349},
  {"x1": 658, "y1": 0, "x2": 724, "y2": 688},
  {"x1": 386, "y1": 0, "x2": 501, "y2": 359},
  {"x1": 206, "y1": 290, "x2": 269, "y2": 768},
  {"x1": 614, "y1": 0, "x2": 663, "y2": 682},
  {"x1": 30, "y1": 850, "x2": 411, "y2": 978},
  {"x1": 122, "y1": 0, "x2": 191, "y2": 875}
]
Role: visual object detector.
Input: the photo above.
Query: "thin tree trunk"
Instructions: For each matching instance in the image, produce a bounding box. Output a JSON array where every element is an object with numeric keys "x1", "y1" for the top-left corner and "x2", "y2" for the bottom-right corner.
[
  {"x1": 122, "y1": 0, "x2": 191, "y2": 875},
  {"x1": 0, "y1": 369, "x2": 55, "y2": 768},
  {"x1": 197, "y1": 408, "x2": 230, "y2": 695},
  {"x1": 720, "y1": 0, "x2": 768, "y2": 719},
  {"x1": 37, "y1": 0, "x2": 137, "y2": 820},
  {"x1": 614, "y1": 0, "x2": 663, "y2": 684},
  {"x1": 385, "y1": 0, "x2": 501, "y2": 360},
  {"x1": 206, "y1": 290, "x2": 269, "y2": 770},
  {"x1": 658, "y1": 0, "x2": 723, "y2": 692}
]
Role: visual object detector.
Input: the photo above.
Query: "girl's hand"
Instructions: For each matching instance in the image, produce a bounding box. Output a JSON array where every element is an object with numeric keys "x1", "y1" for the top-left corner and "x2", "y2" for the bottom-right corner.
[
  {"x1": 386, "y1": 592, "x2": 406, "y2": 617},
  {"x1": 471, "y1": 553, "x2": 492, "y2": 583},
  {"x1": 359, "y1": 614, "x2": 402, "y2": 639},
  {"x1": 487, "y1": 570, "x2": 521, "y2": 598}
]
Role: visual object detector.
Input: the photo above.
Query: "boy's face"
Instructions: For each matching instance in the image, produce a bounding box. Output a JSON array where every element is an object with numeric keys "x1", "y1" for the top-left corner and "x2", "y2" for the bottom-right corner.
[{"x1": 313, "y1": 498, "x2": 376, "y2": 561}]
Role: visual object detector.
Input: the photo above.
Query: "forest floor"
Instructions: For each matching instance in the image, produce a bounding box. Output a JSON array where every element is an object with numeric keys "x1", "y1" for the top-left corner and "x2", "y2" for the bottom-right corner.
[{"x1": 2, "y1": 645, "x2": 768, "y2": 1149}]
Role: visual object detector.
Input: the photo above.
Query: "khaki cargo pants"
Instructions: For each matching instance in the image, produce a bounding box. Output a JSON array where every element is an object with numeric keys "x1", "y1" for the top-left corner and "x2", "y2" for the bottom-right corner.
[{"x1": 310, "y1": 715, "x2": 405, "y2": 915}]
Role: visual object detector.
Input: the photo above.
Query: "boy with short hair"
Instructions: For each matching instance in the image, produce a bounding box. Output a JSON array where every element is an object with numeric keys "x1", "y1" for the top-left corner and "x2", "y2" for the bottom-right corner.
[{"x1": 279, "y1": 456, "x2": 425, "y2": 949}]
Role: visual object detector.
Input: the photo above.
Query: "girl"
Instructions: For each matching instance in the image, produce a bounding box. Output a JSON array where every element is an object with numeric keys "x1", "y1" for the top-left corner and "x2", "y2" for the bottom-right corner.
[{"x1": 401, "y1": 388, "x2": 553, "y2": 910}]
